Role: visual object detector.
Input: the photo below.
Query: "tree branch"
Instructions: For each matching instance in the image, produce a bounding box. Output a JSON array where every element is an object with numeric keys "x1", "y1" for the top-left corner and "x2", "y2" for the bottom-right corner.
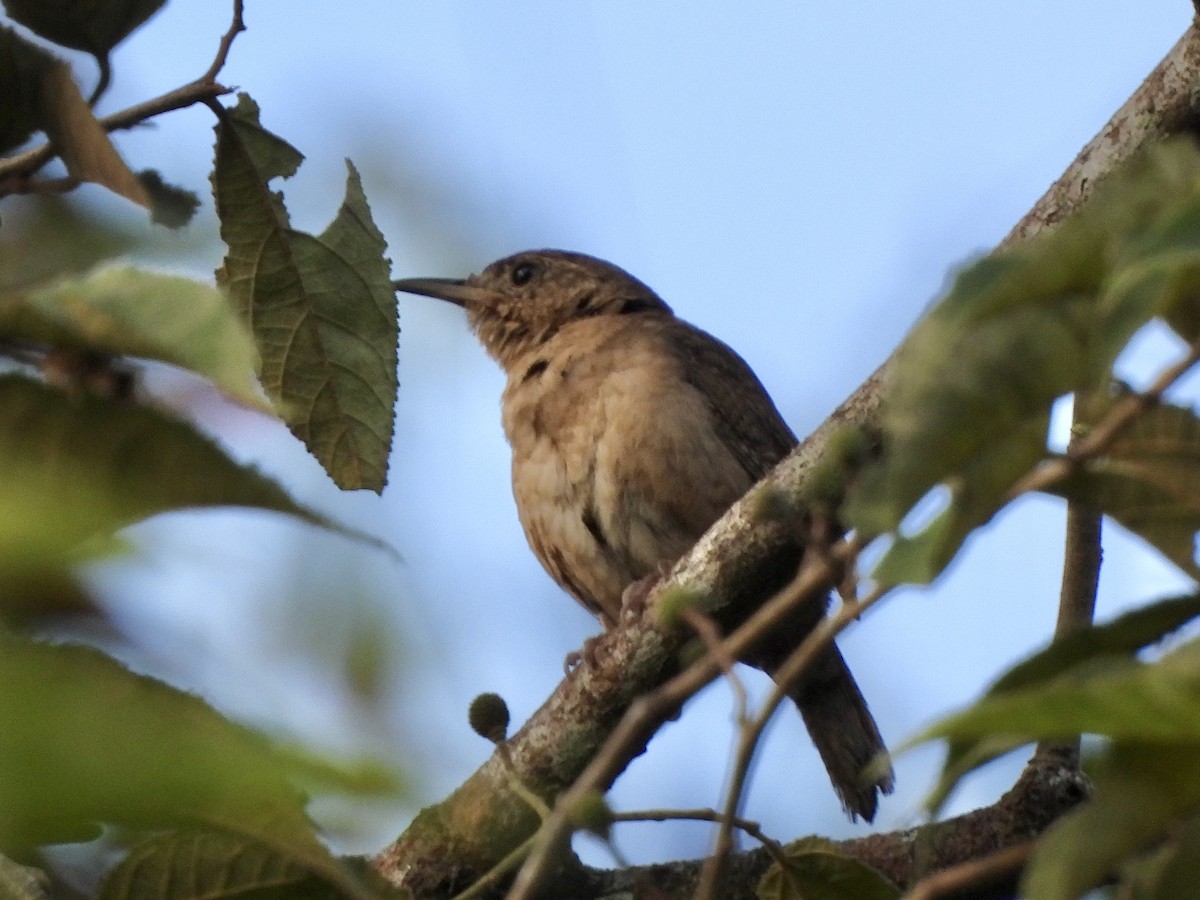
[
  {"x1": 0, "y1": 0, "x2": 245, "y2": 193},
  {"x1": 372, "y1": 20, "x2": 1200, "y2": 900},
  {"x1": 1035, "y1": 398, "x2": 1104, "y2": 768},
  {"x1": 570, "y1": 754, "x2": 1086, "y2": 900}
]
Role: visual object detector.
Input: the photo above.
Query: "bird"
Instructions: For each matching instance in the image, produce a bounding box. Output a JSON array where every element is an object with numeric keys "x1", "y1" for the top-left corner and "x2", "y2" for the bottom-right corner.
[{"x1": 394, "y1": 249, "x2": 893, "y2": 820}]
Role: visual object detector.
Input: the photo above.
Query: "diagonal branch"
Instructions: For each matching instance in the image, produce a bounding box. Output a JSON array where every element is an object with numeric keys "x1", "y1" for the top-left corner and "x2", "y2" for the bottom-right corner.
[{"x1": 569, "y1": 755, "x2": 1085, "y2": 900}]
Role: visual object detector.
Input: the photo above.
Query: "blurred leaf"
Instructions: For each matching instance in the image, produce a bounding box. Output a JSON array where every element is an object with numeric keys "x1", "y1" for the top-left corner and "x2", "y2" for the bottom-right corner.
[
  {"x1": 99, "y1": 830, "x2": 382, "y2": 900},
  {"x1": 920, "y1": 732, "x2": 1035, "y2": 815},
  {"x1": 1124, "y1": 811, "x2": 1200, "y2": 900},
  {"x1": 0, "y1": 637, "x2": 378, "y2": 900},
  {"x1": 758, "y1": 837, "x2": 899, "y2": 900},
  {"x1": 0, "y1": 264, "x2": 266, "y2": 410},
  {"x1": 1022, "y1": 744, "x2": 1200, "y2": 900},
  {"x1": 923, "y1": 643, "x2": 1200, "y2": 744},
  {"x1": 212, "y1": 94, "x2": 397, "y2": 493},
  {"x1": 0, "y1": 853, "x2": 49, "y2": 900},
  {"x1": 845, "y1": 139, "x2": 1200, "y2": 583},
  {"x1": 872, "y1": 414, "x2": 1048, "y2": 585},
  {"x1": 991, "y1": 593, "x2": 1200, "y2": 696},
  {"x1": 2, "y1": 0, "x2": 166, "y2": 56},
  {"x1": 136, "y1": 170, "x2": 200, "y2": 229},
  {"x1": 0, "y1": 564, "x2": 101, "y2": 626},
  {"x1": 0, "y1": 375, "x2": 364, "y2": 564},
  {"x1": 0, "y1": 198, "x2": 140, "y2": 290},
  {"x1": 0, "y1": 25, "x2": 54, "y2": 154},
  {"x1": 911, "y1": 624, "x2": 1200, "y2": 811},
  {"x1": 1099, "y1": 152, "x2": 1200, "y2": 349},
  {"x1": 37, "y1": 60, "x2": 148, "y2": 207},
  {"x1": 272, "y1": 745, "x2": 401, "y2": 800},
  {"x1": 844, "y1": 253, "x2": 1096, "y2": 541},
  {"x1": 1050, "y1": 402, "x2": 1200, "y2": 578}
]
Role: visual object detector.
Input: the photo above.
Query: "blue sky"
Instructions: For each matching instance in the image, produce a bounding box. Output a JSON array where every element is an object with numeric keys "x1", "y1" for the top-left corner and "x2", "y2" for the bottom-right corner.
[{"x1": 22, "y1": 0, "x2": 1193, "y2": 863}]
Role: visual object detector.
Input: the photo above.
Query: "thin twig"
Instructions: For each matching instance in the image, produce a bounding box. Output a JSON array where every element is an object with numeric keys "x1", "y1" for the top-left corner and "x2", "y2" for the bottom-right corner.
[
  {"x1": 451, "y1": 836, "x2": 537, "y2": 900},
  {"x1": 497, "y1": 743, "x2": 553, "y2": 821},
  {"x1": 903, "y1": 840, "x2": 1034, "y2": 900},
  {"x1": 0, "y1": 0, "x2": 246, "y2": 191},
  {"x1": 504, "y1": 545, "x2": 853, "y2": 900},
  {"x1": 698, "y1": 575, "x2": 886, "y2": 900},
  {"x1": 202, "y1": 0, "x2": 247, "y2": 84},
  {"x1": 612, "y1": 808, "x2": 787, "y2": 861},
  {"x1": 681, "y1": 607, "x2": 749, "y2": 722},
  {"x1": 3, "y1": 175, "x2": 81, "y2": 196},
  {"x1": 1008, "y1": 336, "x2": 1200, "y2": 499},
  {"x1": 0, "y1": 79, "x2": 230, "y2": 190},
  {"x1": 1036, "y1": 389, "x2": 1104, "y2": 766}
]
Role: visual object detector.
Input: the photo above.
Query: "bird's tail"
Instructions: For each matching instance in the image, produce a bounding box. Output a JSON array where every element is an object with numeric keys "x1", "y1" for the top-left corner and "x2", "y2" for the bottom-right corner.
[{"x1": 770, "y1": 644, "x2": 893, "y2": 822}]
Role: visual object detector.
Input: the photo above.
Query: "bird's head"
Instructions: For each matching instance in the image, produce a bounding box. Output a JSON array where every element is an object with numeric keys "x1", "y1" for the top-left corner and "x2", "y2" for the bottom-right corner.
[{"x1": 394, "y1": 249, "x2": 672, "y2": 368}]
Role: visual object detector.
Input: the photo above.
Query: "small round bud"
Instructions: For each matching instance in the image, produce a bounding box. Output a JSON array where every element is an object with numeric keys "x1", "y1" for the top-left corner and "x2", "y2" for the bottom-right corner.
[
  {"x1": 568, "y1": 790, "x2": 614, "y2": 839},
  {"x1": 468, "y1": 692, "x2": 510, "y2": 743}
]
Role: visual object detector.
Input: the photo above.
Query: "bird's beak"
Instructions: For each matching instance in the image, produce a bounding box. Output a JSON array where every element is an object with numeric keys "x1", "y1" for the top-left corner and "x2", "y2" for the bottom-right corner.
[{"x1": 392, "y1": 277, "x2": 491, "y2": 309}]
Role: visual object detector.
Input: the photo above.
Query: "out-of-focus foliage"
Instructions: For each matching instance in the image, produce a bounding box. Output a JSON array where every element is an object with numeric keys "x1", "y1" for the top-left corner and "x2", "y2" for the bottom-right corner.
[
  {"x1": 846, "y1": 139, "x2": 1200, "y2": 586},
  {"x1": 857, "y1": 140, "x2": 1200, "y2": 900},
  {"x1": 2, "y1": 0, "x2": 166, "y2": 59},
  {"x1": 758, "y1": 837, "x2": 899, "y2": 900},
  {"x1": 906, "y1": 595, "x2": 1200, "y2": 900},
  {"x1": 0, "y1": 4, "x2": 401, "y2": 895},
  {"x1": 0, "y1": 265, "x2": 265, "y2": 408},
  {"x1": 0, "y1": 637, "x2": 392, "y2": 900}
]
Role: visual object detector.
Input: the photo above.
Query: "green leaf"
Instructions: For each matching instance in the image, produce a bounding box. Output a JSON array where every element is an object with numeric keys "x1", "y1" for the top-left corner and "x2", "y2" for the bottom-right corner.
[
  {"x1": 920, "y1": 733, "x2": 1035, "y2": 815},
  {"x1": 844, "y1": 253, "x2": 1095, "y2": 539},
  {"x1": 990, "y1": 593, "x2": 1200, "y2": 696},
  {"x1": 0, "y1": 638, "x2": 289, "y2": 841},
  {"x1": 1022, "y1": 744, "x2": 1200, "y2": 900},
  {"x1": 910, "y1": 627, "x2": 1200, "y2": 811},
  {"x1": 1, "y1": 0, "x2": 166, "y2": 56},
  {"x1": 0, "y1": 375, "x2": 353, "y2": 567},
  {"x1": 871, "y1": 413, "x2": 1048, "y2": 585},
  {"x1": 0, "y1": 564, "x2": 101, "y2": 626},
  {"x1": 922, "y1": 639, "x2": 1200, "y2": 746},
  {"x1": 844, "y1": 139, "x2": 1200, "y2": 582},
  {"x1": 0, "y1": 25, "x2": 55, "y2": 154},
  {"x1": 1125, "y1": 810, "x2": 1200, "y2": 900},
  {"x1": 0, "y1": 198, "x2": 141, "y2": 290},
  {"x1": 1050, "y1": 401, "x2": 1200, "y2": 578},
  {"x1": 0, "y1": 638, "x2": 380, "y2": 899},
  {"x1": 758, "y1": 837, "x2": 899, "y2": 900},
  {"x1": 0, "y1": 265, "x2": 265, "y2": 410},
  {"x1": 1098, "y1": 147, "x2": 1200, "y2": 349},
  {"x1": 99, "y1": 830, "x2": 379, "y2": 900},
  {"x1": 212, "y1": 95, "x2": 397, "y2": 493}
]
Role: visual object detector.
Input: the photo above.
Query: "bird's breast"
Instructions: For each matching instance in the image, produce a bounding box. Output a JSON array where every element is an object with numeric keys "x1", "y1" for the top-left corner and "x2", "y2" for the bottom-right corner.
[{"x1": 499, "y1": 321, "x2": 757, "y2": 623}]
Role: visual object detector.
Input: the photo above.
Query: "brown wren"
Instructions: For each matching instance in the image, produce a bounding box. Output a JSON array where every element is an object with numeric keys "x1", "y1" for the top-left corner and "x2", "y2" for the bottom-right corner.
[{"x1": 396, "y1": 249, "x2": 893, "y2": 820}]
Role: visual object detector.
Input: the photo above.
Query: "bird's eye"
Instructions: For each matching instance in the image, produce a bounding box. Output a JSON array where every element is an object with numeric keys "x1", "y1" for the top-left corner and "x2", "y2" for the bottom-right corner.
[{"x1": 511, "y1": 263, "x2": 537, "y2": 286}]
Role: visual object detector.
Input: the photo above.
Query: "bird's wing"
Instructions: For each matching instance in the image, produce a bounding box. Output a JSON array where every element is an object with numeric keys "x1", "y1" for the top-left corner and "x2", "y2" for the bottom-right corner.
[{"x1": 668, "y1": 320, "x2": 797, "y2": 482}]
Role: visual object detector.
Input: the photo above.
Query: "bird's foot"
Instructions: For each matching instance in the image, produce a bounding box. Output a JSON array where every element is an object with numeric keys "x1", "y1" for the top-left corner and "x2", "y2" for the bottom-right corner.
[{"x1": 620, "y1": 560, "x2": 673, "y2": 621}]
